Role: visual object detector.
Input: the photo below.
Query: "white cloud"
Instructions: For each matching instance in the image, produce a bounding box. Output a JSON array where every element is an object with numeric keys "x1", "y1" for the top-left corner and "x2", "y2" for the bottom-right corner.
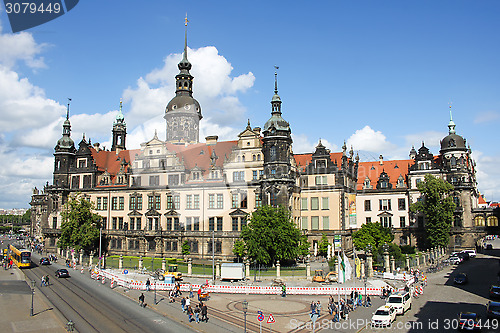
[
  {"x1": 0, "y1": 65, "x2": 65, "y2": 132},
  {"x1": 123, "y1": 46, "x2": 255, "y2": 135},
  {"x1": 404, "y1": 131, "x2": 445, "y2": 149},
  {"x1": 474, "y1": 111, "x2": 500, "y2": 124},
  {"x1": 472, "y1": 151, "x2": 500, "y2": 202},
  {"x1": 291, "y1": 133, "x2": 338, "y2": 154},
  {"x1": 346, "y1": 126, "x2": 396, "y2": 152},
  {"x1": 0, "y1": 30, "x2": 47, "y2": 69}
]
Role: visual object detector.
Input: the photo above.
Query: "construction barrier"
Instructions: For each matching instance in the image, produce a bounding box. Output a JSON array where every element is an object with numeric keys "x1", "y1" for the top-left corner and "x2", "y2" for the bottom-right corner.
[{"x1": 94, "y1": 269, "x2": 383, "y2": 296}]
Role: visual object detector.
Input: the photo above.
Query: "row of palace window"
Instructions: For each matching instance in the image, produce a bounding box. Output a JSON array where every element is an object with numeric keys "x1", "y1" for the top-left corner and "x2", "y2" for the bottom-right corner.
[
  {"x1": 474, "y1": 215, "x2": 499, "y2": 227},
  {"x1": 300, "y1": 216, "x2": 330, "y2": 230},
  {"x1": 300, "y1": 197, "x2": 330, "y2": 211},
  {"x1": 109, "y1": 238, "x2": 222, "y2": 253},
  {"x1": 364, "y1": 216, "x2": 407, "y2": 228},
  {"x1": 104, "y1": 215, "x2": 247, "y2": 232},
  {"x1": 96, "y1": 192, "x2": 261, "y2": 211},
  {"x1": 364, "y1": 198, "x2": 406, "y2": 211}
]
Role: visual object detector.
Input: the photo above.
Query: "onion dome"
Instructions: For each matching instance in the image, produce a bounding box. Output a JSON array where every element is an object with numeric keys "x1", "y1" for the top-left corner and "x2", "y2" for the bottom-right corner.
[{"x1": 440, "y1": 105, "x2": 466, "y2": 152}]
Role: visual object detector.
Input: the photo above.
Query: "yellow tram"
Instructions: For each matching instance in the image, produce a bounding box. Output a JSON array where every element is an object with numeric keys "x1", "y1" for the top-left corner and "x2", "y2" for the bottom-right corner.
[{"x1": 9, "y1": 244, "x2": 31, "y2": 268}]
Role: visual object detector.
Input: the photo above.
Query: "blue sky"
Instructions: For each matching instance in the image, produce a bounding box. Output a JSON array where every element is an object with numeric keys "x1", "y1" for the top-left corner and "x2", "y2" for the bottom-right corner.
[{"x1": 0, "y1": 0, "x2": 499, "y2": 208}]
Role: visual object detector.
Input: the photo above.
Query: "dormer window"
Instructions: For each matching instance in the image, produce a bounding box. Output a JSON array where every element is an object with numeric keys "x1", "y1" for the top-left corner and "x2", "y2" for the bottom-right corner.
[
  {"x1": 315, "y1": 159, "x2": 326, "y2": 168},
  {"x1": 78, "y1": 158, "x2": 87, "y2": 168},
  {"x1": 192, "y1": 172, "x2": 201, "y2": 180},
  {"x1": 364, "y1": 177, "x2": 370, "y2": 188}
]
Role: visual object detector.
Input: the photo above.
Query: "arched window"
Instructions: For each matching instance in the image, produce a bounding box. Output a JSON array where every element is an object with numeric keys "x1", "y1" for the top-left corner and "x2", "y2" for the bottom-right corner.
[
  {"x1": 475, "y1": 216, "x2": 485, "y2": 226},
  {"x1": 487, "y1": 216, "x2": 499, "y2": 227},
  {"x1": 257, "y1": 154, "x2": 261, "y2": 161},
  {"x1": 242, "y1": 155, "x2": 245, "y2": 162},
  {"x1": 252, "y1": 155, "x2": 256, "y2": 161}
]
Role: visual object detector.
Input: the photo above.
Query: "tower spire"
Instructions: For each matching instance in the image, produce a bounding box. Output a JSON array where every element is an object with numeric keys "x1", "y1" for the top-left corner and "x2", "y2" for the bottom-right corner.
[
  {"x1": 274, "y1": 65, "x2": 279, "y2": 95},
  {"x1": 66, "y1": 98, "x2": 71, "y2": 120},
  {"x1": 448, "y1": 102, "x2": 456, "y2": 134},
  {"x1": 270, "y1": 66, "x2": 282, "y2": 115},
  {"x1": 184, "y1": 13, "x2": 189, "y2": 60}
]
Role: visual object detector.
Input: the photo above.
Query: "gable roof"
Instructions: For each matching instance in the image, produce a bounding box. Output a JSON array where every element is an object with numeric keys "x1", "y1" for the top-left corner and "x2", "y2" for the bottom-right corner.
[{"x1": 356, "y1": 159, "x2": 413, "y2": 190}]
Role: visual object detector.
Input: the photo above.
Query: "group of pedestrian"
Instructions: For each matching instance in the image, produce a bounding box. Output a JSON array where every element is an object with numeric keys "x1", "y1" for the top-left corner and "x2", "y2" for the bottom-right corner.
[
  {"x1": 327, "y1": 292, "x2": 371, "y2": 323},
  {"x1": 140, "y1": 281, "x2": 209, "y2": 324},
  {"x1": 381, "y1": 286, "x2": 394, "y2": 299},
  {"x1": 310, "y1": 301, "x2": 322, "y2": 315},
  {"x1": 3, "y1": 258, "x2": 12, "y2": 269},
  {"x1": 40, "y1": 274, "x2": 50, "y2": 287}
]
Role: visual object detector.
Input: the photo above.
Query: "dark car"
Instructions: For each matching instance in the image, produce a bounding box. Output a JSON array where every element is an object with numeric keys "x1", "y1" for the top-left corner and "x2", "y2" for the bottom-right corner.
[
  {"x1": 486, "y1": 301, "x2": 500, "y2": 320},
  {"x1": 458, "y1": 312, "x2": 481, "y2": 331},
  {"x1": 55, "y1": 269, "x2": 70, "y2": 278},
  {"x1": 454, "y1": 273, "x2": 468, "y2": 285},
  {"x1": 485, "y1": 244, "x2": 493, "y2": 250},
  {"x1": 39, "y1": 257, "x2": 50, "y2": 265},
  {"x1": 490, "y1": 285, "x2": 500, "y2": 299},
  {"x1": 457, "y1": 252, "x2": 470, "y2": 261}
]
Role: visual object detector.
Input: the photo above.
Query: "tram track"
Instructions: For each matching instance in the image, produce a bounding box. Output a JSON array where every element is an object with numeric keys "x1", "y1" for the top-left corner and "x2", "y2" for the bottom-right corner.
[{"x1": 24, "y1": 264, "x2": 161, "y2": 333}]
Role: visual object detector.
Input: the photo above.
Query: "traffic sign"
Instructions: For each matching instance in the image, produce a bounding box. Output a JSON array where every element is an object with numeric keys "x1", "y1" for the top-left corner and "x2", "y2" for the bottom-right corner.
[
  {"x1": 267, "y1": 314, "x2": 275, "y2": 324},
  {"x1": 257, "y1": 311, "x2": 264, "y2": 322},
  {"x1": 123, "y1": 269, "x2": 128, "y2": 274}
]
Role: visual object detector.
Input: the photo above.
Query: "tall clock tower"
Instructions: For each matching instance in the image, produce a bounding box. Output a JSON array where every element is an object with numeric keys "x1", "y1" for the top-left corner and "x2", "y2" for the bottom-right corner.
[
  {"x1": 261, "y1": 69, "x2": 295, "y2": 208},
  {"x1": 164, "y1": 19, "x2": 202, "y2": 145}
]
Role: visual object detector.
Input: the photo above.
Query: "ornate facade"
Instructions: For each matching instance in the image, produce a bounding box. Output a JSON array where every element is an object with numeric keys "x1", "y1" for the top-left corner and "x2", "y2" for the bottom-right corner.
[{"x1": 30, "y1": 33, "x2": 495, "y2": 259}]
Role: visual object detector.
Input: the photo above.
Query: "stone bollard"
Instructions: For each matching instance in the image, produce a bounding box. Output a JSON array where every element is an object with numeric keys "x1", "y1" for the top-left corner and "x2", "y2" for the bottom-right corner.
[
  {"x1": 276, "y1": 260, "x2": 281, "y2": 278},
  {"x1": 327, "y1": 244, "x2": 331, "y2": 260},
  {"x1": 216, "y1": 260, "x2": 221, "y2": 279},
  {"x1": 390, "y1": 255, "x2": 395, "y2": 273},
  {"x1": 383, "y1": 250, "x2": 390, "y2": 273},
  {"x1": 306, "y1": 259, "x2": 311, "y2": 279},
  {"x1": 366, "y1": 252, "x2": 374, "y2": 278},
  {"x1": 360, "y1": 259, "x2": 365, "y2": 279},
  {"x1": 66, "y1": 249, "x2": 70, "y2": 260},
  {"x1": 162, "y1": 258, "x2": 166, "y2": 271},
  {"x1": 89, "y1": 252, "x2": 93, "y2": 268},
  {"x1": 245, "y1": 259, "x2": 250, "y2": 279},
  {"x1": 138, "y1": 256, "x2": 143, "y2": 270},
  {"x1": 405, "y1": 255, "x2": 410, "y2": 272},
  {"x1": 188, "y1": 258, "x2": 192, "y2": 276},
  {"x1": 79, "y1": 250, "x2": 84, "y2": 267},
  {"x1": 415, "y1": 255, "x2": 420, "y2": 268},
  {"x1": 119, "y1": 255, "x2": 123, "y2": 270}
]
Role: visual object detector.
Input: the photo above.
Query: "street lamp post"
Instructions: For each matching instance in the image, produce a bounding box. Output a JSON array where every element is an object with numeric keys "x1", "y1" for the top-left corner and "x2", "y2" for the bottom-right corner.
[
  {"x1": 152, "y1": 255, "x2": 156, "y2": 305},
  {"x1": 242, "y1": 300, "x2": 248, "y2": 333},
  {"x1": 30, "y1": 280, "x2": 35, "y2": 316}
]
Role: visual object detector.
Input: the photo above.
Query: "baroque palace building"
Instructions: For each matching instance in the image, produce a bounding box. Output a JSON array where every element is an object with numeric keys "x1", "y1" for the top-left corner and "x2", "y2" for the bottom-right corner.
[{"x1": 30, "y1": 31, "x2": 498, "y2": 260}]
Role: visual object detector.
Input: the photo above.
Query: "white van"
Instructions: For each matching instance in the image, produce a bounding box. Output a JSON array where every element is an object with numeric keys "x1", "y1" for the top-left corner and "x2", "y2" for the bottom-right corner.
[
  {"x1": 386, "y1": 291, "x2": 412, "y2": 315},
  {"x1": 463, "y1": 249, "x2": 476, "y2": 258}
]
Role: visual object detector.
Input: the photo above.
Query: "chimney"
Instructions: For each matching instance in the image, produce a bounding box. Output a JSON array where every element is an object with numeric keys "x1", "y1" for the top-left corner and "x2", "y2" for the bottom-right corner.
[
  {"x1": 379, "y1": 154, "x2": 383, "y2": 165},
  {"x1": 93, "y1": 143, "x2": 100, "y2": 151},
  {"x1": 205, "y1": 135, "x2": 218, "y2": 146},
  {"x1": 253, "y1": 127, "x2": 261, "y2": 134}
]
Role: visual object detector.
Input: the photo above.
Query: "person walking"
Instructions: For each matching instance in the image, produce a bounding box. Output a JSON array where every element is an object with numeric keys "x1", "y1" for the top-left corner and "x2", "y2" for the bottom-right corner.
[
  {"x1": 201, "y1": 303, "x2": 208, "y2": 322},
  {"x1": 187, "y1": 305, "x2": 194, "y2": 322},
  {"x1": 185, "y1": 296, "x2": 191, "y2": 310},
  {"x1": 366, "y1": 295, "x2": 372, "y2": 307},
  {"x1": 316, "y1": 301, "x2": 321, "y2": 316},
  {"x1": 197, "y1": 287, "x2": 202, "y2": 301},
  {"x1": 189, "y1": 284, "x2": 193, "y2": 298},
  {"x1": 45, "y1": 275, "x2": 49, "y2": 286},
  {"x1": 181, "y1": 297, "x2": 186, "y2": 312},
  {"x1": 139, "y1": 293, "x2": 145, "y2": 307},
  {"x1": 40, "y1": 275, "x2": 46, "y2": 287},
  {"x1": 194, "y1": 304, "x2": 201, "y2": 323},
  {"x1": 146, "y1": 278, "x2": 151, "y2": 291}
]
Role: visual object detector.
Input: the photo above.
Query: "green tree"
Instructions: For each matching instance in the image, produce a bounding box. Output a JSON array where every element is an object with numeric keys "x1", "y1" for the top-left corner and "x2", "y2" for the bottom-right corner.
[
  {"x1": 181, "y1": 240, "x2": 190, "y2": 255},
  {"x1": 232, "y1": 239, "x2": 246, "y2": 261},
  {"x1": 410, "y1": 174, "x2": 455, "y2": 248},
  {"x1": 352, "y1": 222, "x2": 394, "y2": 252},
  {"x1": 298, "y1": 234, "x2": 311, "y2": 257},
  {"x1": 318, "y1": 233, "x2": 330, "y2": 257},
  {"x1": 240, "y1": 205, "x2": 303, "y2": 265},
  {"x1": 58, "y1": 195, "x2": 102, "y2": 254}
]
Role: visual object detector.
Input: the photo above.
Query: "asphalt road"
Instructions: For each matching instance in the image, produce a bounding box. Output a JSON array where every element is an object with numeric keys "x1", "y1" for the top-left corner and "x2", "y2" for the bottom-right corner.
[
  {"x1": 357, "y1": 245, "x2": 500, "y2": 333},
  {"x1": 26, "y1": 252, "x2": 195, "y2": 333}
]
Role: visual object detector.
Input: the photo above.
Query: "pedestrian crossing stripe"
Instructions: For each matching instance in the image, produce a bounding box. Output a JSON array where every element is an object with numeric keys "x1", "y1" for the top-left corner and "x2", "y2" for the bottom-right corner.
[{"x1": 267, "y1": 314, "x2": 275, "y2": 324}]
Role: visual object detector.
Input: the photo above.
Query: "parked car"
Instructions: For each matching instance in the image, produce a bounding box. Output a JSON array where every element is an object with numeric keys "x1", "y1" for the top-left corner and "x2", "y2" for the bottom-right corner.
[
  {"x1": 485, "y1": 244, "x2": 493, "y2": 250},
  {"x1": 486, "y1": 301, "x2": 500, "y2": 320},
  {"x1": 457, "y1": 252, "x2": 470, "y2": 261},
  {"x1": 371, "y1": 305, "x2": 397, "y2": 327},
  {"x1": 39, "y1": 257, "x2": 50, "y2": 265},
  {"x1": 55, "y1": 269, "x2": 70, "y2": 278},
  {"x1": 462, "y1": 250, "x2": 476, "y2": 258},
  {"x1": 449, "y1": 256, "x2": 462, "y2": 265},
  {"x1": 458, "y1": 312, "x2": 481, "y2": 331},
  {"x1": 454, "y1": 273, "x2": 468, "y2": 285},
  {"x1": 489, "y1": 285, "x2": 500, "y2": 299}
]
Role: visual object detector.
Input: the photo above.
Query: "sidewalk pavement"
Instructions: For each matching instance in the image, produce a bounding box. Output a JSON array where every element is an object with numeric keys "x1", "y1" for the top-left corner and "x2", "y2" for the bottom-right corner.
[{"x1": 0, "y1": 266, "x2": 68, "y2": 333}]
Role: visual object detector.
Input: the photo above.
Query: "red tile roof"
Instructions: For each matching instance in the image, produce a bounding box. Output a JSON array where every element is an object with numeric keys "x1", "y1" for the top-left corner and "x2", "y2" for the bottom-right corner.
[
  {"x1": 89, "y1": 140, "x2": 239, "y2": 186},
  {"x1": 356, "y1": 159, "x2": 413, "y2": 190},
  {"x1": 294, "y1": 152, "x2": 344, "y2": 172}
]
